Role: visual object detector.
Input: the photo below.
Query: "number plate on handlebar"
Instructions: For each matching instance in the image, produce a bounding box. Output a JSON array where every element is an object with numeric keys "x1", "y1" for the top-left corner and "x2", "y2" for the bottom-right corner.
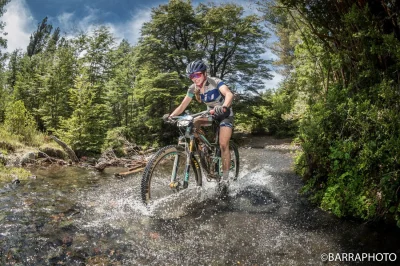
[{"x1": 176, "y1": 115, "x2": 193, "y2": 127}]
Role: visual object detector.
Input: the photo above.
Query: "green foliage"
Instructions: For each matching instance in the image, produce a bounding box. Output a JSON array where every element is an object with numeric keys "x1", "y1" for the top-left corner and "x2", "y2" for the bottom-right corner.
[
  {"x1": 261, "y1": 0, "x2": 400, "y2": 226},
  {"x1": 0, "y1": 0, "x2": 10, "y2": 51},
  {"x1": 27, "y1": 17, "x2": 54, "y2": 57},
  {"x1": 38, "y1": 43, "x2": 76, "y2": 131},
  {"x1": 102, "y1": 127, "x2": 130, "y2": 157},
  {"x1": 0, "y1": 165, "x2": 32, "y2": 182},
  {"x1": 3, "y1": 100, "x2": 38, "y2": 144},
  {"x1": 297, "y1": 83, "x2": 400, "y2": 221},
  {"x1": 0, "y1": 0, "x2": 12, "y2": 122},
  {"x1": 1, "y1": 1, "x2": 285, "y2": 155},
  {"x1": 131, "y1": 66, "x2": 187, "y2": 145},
  {"x1": 0, "y1": 126, "x2": 23, "y2": 151},
  {"x1": 105, "y1": 40, "x2": 135, "y2": 128},
  {"x1": 235, "y1": 83, "x2": 298, "y2": 137},
  {"x1": 138, "y1": 0, "x2": 272, "y2": 92},
  {"x1": 57, "y1": 70, "x2": 110, "y2": 155},
  {"x1": 138, "y1": 0, "x2": 199, "y2": 74}
]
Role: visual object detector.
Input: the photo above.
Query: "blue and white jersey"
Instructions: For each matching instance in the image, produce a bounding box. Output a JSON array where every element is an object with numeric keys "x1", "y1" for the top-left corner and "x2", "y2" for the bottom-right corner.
[{"x1": 187, "y1": 76, "x2": 234, "y2": 117}]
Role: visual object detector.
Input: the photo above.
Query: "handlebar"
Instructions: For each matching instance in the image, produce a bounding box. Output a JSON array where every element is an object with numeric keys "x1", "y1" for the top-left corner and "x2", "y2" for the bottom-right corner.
[{"x1": 170, "y1": 110, "x2": 212, "y2": 121}]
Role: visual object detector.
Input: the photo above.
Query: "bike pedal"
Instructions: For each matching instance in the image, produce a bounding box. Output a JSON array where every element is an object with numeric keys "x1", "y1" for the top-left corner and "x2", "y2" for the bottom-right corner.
[
  {"x1": 206, "y1": 174, "x2": 219, "y2": 181},
  {"x1": 169, "y1": 181, "x2": 179, "y2": 188}
]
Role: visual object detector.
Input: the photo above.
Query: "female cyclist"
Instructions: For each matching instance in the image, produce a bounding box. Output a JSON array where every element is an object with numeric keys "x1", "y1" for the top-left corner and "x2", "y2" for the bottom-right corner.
[{"x1": 166, "y1": 60, "x2": 234, "y2": 186}]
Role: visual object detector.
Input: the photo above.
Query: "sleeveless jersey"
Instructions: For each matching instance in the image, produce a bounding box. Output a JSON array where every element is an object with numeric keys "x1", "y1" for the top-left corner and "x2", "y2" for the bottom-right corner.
[{"x1": 187, "y1": 76, "x2": 234, "y2": 117}]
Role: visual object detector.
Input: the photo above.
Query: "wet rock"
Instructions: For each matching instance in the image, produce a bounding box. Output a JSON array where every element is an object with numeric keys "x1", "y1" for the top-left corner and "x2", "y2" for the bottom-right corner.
[
  {"x1": 0, "y1": 141, "x2": 15, "y2": 152},
  {"x1": 39, "y1": 147, "x2": 66, "y2": 159},
  {"x1": 62, "y1": 235, "x2": 73, "y2": 247},
  {"x1": 6, "y1": 154, "x2": 20, "y2": 166},
  {"x1": 21, "y1": 152, "x2": 37, "y2": 165},
  {"x1": 1, "y1": 177, "x2": 21, "y2": 192},
  {"x1": 86, "y1": 157, "x2": 97, "y2": 165},
  {"x1": 0, "y1": 152, "x2": 7, "y2": 165}
]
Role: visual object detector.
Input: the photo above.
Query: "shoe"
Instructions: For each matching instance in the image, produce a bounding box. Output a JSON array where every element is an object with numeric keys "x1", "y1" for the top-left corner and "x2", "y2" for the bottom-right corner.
[{"x1": 218, "y1": 179, "x2": 229, "y2": 199}]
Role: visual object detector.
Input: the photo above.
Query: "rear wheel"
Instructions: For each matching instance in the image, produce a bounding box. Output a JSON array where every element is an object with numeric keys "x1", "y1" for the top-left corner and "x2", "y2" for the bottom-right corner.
[
  {"x1": 229, "y1": 142, "x2": 240, "y2": 180},
  {"x1": 213, "y1": 142, "x2": 240, "y2": 180},
  {"x1": 141, "y1": 145, "x2": 202, "y2": 204}
]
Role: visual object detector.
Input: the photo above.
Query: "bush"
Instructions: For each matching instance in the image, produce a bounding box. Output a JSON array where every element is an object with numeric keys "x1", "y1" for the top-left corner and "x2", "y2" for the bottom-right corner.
[
  {"x1": 3, "y1": 100, "x2": 38, "y2": 144},
  {"x1": 296, "y1": 81, "x2": 400, "y2": 224},
  {"x1": 0, "y1": 165, "x2": 32, "y2": 182},
  {"x1": 102, "y1": 127, "x2": 130, "y2": 157}
]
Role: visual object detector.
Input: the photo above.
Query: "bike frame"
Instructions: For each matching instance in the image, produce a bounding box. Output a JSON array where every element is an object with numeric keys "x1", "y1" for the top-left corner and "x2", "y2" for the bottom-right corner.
[{"x1": 170, "y1": 111, "x2": 222, "y2": 188}]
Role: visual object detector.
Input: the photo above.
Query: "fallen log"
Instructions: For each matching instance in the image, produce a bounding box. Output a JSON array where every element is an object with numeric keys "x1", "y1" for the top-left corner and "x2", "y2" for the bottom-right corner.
[
  {"x1": 94, "y1": 157, "x2": 147, "y2": 171},
  {"x1": 94, "y1": 159, "x2": 118, "y2": 171},
  {"x1": 50, "y1": 135, "x2": 79, "y2": 163},
  {"x1": 114, "y1": 165, "x2": 146, "y2": 177},
  {"x1": 94, "y1": 140, "x2": 151, "y2": 174}
]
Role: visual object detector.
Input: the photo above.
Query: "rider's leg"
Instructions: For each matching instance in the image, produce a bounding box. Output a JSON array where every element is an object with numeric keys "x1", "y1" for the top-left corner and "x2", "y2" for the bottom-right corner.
[
  {"x1": 219, "y1": 125, "x2": 232, "y2": 180},
  {"x1": 193, "y1": 117, "x2": 211, "y2": 136}
]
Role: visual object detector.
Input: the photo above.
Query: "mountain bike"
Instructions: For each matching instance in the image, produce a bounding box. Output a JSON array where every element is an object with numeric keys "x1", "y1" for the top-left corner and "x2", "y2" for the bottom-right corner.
[{"x1": 140, "y1": 110, "x2": 240, "y2": 204}]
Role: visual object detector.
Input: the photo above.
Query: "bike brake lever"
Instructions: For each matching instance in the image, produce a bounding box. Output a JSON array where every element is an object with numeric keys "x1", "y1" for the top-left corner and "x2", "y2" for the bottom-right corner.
[{"x1": 200, "y1": 111, "x2": 212, "y2": 117}]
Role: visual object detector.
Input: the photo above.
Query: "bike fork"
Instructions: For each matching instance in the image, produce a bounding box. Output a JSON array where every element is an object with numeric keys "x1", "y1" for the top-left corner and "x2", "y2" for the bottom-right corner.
[
  {"x1": 183, "y1": 137, "x2": 196, "y2": 189},
  {"x1": 169, "y1": 150, "x2": 191, "y2": 189},
  {"x1": 169, "y1": 154, "x2": 180, "y2": 188}
]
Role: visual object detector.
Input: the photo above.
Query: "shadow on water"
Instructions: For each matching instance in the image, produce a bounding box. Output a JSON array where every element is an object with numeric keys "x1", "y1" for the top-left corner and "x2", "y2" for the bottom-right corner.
[
  {"x1": 152, "y1": 185, "x2": 280, "y2": 224},
  {"x1": 150, "y1": 184, "x2": 281, "y2": 221},
  {"x1": 229, "y1": 185, "x2": 280, "y2": 213}
]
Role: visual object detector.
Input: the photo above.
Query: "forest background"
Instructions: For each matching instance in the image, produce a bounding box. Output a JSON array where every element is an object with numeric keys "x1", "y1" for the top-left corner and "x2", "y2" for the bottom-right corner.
[{"x1": 0, "y1": 0, "x2": 400, "y2": 227}]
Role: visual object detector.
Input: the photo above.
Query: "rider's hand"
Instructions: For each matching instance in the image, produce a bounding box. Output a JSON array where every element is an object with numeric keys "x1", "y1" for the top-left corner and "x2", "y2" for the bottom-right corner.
[
  {"x1": 162, "y1": 113, "x2": 172, "y2": 123},
  {"x1": 213, "y1": 106, "x2": 230, "y2": 118}
]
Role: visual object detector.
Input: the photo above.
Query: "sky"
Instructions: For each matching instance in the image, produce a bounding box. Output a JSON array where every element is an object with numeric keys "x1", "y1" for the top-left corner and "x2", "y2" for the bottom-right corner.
[{"x1": 2, "y1": 0, "x2": 283, "y2": 88}]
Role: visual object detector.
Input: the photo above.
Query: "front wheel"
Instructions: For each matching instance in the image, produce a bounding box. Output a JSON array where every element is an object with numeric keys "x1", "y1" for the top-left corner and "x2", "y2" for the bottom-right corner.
[{"x1": 141, "y1": 145, "x2": 202, "y2": 204}]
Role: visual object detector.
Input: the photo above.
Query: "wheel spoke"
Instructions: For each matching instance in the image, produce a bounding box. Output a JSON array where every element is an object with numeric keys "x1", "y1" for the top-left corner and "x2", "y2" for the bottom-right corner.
[{"x1": 141, "y1": 145, "x2": 202, "y2": 204}]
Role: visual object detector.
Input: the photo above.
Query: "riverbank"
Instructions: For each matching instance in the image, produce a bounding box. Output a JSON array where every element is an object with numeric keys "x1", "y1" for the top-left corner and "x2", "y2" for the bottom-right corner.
[
  {"x1": 0, "y1": 134, "x2": 299, "y2": 182},
  {"x1": 236, "y1": 134, "x2": 299, "y2": 151}
]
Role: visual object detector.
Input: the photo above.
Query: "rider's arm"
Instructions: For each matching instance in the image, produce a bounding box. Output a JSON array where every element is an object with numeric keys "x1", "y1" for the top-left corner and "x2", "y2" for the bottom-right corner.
[
  {"x1": 170, "y1": 96, "x2": 192, "y2": 117},
  {"x1": 219, "y1": 84, "x2": 233, "y2": 108}
]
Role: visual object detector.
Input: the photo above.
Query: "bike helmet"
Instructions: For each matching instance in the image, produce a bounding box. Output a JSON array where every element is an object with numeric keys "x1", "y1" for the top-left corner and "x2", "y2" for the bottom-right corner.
[{"x1": 186, "y1": 60, "x2": 207, "y2": 75}]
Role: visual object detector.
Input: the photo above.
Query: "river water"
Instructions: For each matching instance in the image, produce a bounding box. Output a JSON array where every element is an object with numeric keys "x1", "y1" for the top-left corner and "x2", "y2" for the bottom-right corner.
[{"x1": 1, "y1": 147, "x2": 399, "y2": 265}]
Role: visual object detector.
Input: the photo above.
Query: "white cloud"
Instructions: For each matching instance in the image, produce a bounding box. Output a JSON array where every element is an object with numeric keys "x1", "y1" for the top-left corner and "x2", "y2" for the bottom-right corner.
[
  {"x1": 56, "y1": 12, "x2": 75, "y2": 32},
  {"x1": 266, "y1": 71, "x2": 284, "y2": 89},
  {"x1": 3, "y1": 0, "x2": 35, "y2": 53},
  {"x1": 56, "y1": 6, "x2": 101, "y2": 35},
  {"x1": 55, "y1": 6, "x2": 152, "y2": 47},
  {"x1": 123, "y1": 8, "x2": 152, "y2": 45},
  {"x1": 107, "y1": 8, "x2": 151, "y2": 46}
]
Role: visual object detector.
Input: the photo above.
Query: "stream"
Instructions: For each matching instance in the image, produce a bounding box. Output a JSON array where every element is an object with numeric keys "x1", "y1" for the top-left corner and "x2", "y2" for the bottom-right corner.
[{"x1": 1, "y1": 147, "x2": 400, "y2": 265}]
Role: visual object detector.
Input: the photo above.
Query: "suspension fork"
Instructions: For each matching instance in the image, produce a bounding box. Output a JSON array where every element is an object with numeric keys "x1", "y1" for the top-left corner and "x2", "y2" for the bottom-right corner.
[
  {"x1": 170, "y1": 124, "x2": 194, "y2": 189},
  {"x1": 170, "y1": 138, "x2": 195, "y2": 189},
  {"x1": 181, "y1": 135, "x2": 197, "y2": 189},
  {"x1": 170, "y1": 152, "x2": 180, "y2": 188}
]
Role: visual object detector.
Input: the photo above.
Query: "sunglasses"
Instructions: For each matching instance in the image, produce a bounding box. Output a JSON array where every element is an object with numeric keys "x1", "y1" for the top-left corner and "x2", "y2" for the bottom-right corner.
[{"x1": 189, "y1": 72, "x2": 203, "y2": 79}]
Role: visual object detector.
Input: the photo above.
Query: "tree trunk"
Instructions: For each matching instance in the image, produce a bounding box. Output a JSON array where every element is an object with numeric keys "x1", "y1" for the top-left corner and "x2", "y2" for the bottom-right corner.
[{"x1": 50, "y1": 135, "x2": 79, "y2": 162}]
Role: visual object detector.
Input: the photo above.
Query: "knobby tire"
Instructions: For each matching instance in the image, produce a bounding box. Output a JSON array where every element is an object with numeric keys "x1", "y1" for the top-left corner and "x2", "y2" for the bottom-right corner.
[{"x1": 141, "y1": 145, "x2": 202, "y2": 204}]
